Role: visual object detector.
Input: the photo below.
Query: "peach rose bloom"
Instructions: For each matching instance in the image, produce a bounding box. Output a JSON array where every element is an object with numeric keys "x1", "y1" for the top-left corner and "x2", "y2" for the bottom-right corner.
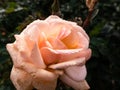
[{"x1": 6, "y1": 15, "x2": 91, "y2": 90}]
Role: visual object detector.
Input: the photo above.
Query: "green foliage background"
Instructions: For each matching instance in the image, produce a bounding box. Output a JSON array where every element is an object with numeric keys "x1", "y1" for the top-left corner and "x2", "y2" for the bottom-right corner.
[{"x1": 0, "y1": 0, "x2": 120, "y2": 90}]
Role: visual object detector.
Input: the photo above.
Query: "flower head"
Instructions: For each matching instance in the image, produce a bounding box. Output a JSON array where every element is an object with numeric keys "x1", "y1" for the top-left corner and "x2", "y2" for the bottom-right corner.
[{"x1": 7, "y1": 15, "x2": 91, "y2": 90}]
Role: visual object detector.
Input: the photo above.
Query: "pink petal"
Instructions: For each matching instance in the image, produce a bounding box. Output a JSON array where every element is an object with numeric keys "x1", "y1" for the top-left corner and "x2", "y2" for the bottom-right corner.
[
  {"x1": 75, "y1": 25, "x2": 89, "y2": 41},
  {"x1": 32, "y1": 68, "x2": 59, "y2": 90},
  {"x1": 49, "y1": 57, "x2": 85, "y2": 69},
  {"x1": 57, "y1": 27, "x2": 71, "y2": 40},
  {"x1": 77, "y1": 32, "x2": 89, "y2": 49},
  {"x1": 6, "y1": 44, "x2": 23, "y2": 68},
  {"x1": 7, "y1": 35, "x2": 46, "y2": 69},
  {"x1": 57, "y1": 49, "x2": 91, "y2": 62},
  {"x1": 48, "y1": 37, "x2": 67, "y2": 49},
  {"x1": 29, "y1": 42, "x2": 46, "y2": 68},
  {"x1": 11, "y1": 65, "x2": 60, "y2": 90},
  {"x1": 41, "y1": 47, "x2": 91, "y2": 65},
  {"x1": 14, "y1": 35, "x2": 31, "y2": 54},
  {"x1": 21, "y1": 20, "x2": 49, "y2": 37},
  {"x1": 14, "y1": 35, "x2": 46, "y2": 68},
  {"x1": 61, "y1": 29, "x2": 80, "y2": 49},
  {"x1": 10, "y1": 67, "x2": 33, "y2": 90},
  {"x1": 65, "y1": 65, "x2": 87, "y2": 81},
  {"x1": 38, "y1": 32, "x2": 53, "y2": 49},
  {"x1": 45, "y1": 15, "x2": 61, "y2": 22},
  {"x1": 45, "y1": 15, "x2": 77, "y2": 27},
  {"x1": 44, "y1": 15, "x2": 74, "y2": 40},
  {"x1": 45, "y1": 15, "x2": 90, "y2": 49},
  {"x1": 40, "y1": 47, "x2": 59, "y2": 65},
  {"x1": 60, "y1": 73, "x2": 90, "y2": 90}
]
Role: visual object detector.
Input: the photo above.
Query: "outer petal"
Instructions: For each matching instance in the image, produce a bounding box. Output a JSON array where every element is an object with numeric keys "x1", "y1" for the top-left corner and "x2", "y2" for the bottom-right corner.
[
  {"x1": 64, "y1": 65, "x2": 87, "y2": 81},
  {"x1": 45, "y1": 15, "x2": 77, "y2": 27},
  {"x1": 32, "y1": 69, "x2": 62, "y2": 90},
  {"x1": 10, "y1": 67, "x2": 33, "y2": 90},
  {"x1": 10, "y1": 64, "x2": 61, "y2": 90},
  {"x1": 20, "y1": 62, "x2": 61, "y2": 90},
  {"x1": 8, "y1": 34, "x2": 46, "y2": 68},
  {"x1": 21, "y1": 20, "x2": 49, "y2": 38},
  {"x1": 6, "y1": 44, "x2": 24, "y2": 68},
  {"x1": 77, "y1": 32, "x2": 89, "y2": 49},
  {"x1": 60, "y1": 73, "x2": 90, "y2": 90},
  {"x1": 73, "y1": 25, "x2": 89, "y2": 41}
]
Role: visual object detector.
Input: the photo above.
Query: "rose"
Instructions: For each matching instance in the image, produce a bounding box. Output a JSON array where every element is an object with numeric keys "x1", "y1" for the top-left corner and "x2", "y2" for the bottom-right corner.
[
  {"x1": 6, "y1": 15, "x2": 91, "y2": 90},
  {"x1": 7, "y1": 15, "x2": 91, "y2": 90}
]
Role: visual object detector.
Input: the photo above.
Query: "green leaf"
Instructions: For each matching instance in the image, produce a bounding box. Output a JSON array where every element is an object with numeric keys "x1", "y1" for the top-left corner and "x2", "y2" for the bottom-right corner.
[
  {"x1": 5, "y1": 2, "x2": 18, "y2": 13},
  {"x1": 90, "y1": 21, "x2": 105, "y2": 36}
]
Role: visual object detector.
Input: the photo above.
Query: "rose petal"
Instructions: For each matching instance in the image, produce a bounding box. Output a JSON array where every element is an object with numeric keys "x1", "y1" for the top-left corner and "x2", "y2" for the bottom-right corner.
[
  {"x1": 21, "y1": 20, "x2": 49, "y2": 37},
  {"x1": 14, "y1": 35, "x2": 32, "y2": 55},
  {"x1": 11, "y1": 65, "x2": 60, "y2": 90},
  {"x1": 45, "y1": 15, "x2": 90, "y2": 49},
  {"x1": 7, "y1": 36, "x2": 46, "y2": 68},
  {"x1": 45, "y1": 15, "x2": 75, "y2": 39},
  {"x1": 45, "y1": 15, "x2": 77, "y2": 27},
  {"x1": 29, "y1": 42, "x2": 46, "y2": 68},
  {"x1": 75, "y1": 25, "x2": 89, "y2": 41},
  {"x1": 77, "y1": 32, "x2": 89, "y2": 49},
  {"x1": 6, "y1": 44, "x2": 23, "y2": 67},
  {"x1": 49, "y1": 57, "x2": 85, "y2": 69},
  {"x1": 10, "y1": 67, "x2": 33, "y2": 90},
  {"x1": 61, "y1": 29, "x2": 80, "y2": 49},
  {"x1": 60, "y1": 73, "x2": 90, "y2": 90},
  {"x1": 65, "y1": 65, "x2": 87, "y2": 81},
  {"x1": 14, "y1": 35, "x2": 46, "y2": 68},
  {"x1": 48, "y1": 37, "x2": 67, "y2": 49},
  {"x1": 45, "y1": 15, "x2": 61, "y2": 22},
  {"x1": 38, "y1": 32, "x2": 53, "y2": 48},
  {"x1": 57, "y1": 27, "x2": 71, "y2": 40},
  {"x1": 40, "y1": 47, "x2": 58, "y2": 65},
  {"x1": 41, "y1": 47, "x2": 91, "y2": 65},
  {"x1": 58, "y1": 48, "x2": 91, "y2": 62}
]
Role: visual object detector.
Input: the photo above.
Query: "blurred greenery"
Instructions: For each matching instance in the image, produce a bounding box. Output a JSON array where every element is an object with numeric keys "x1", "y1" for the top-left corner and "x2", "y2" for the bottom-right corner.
[{"x1": 0, "y1": 0, "x2": 120, "y2": 90}]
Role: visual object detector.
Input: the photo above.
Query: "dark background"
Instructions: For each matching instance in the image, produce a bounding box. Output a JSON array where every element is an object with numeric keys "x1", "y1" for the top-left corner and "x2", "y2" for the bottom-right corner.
[{"x1": 0, "y1": 0, "x2": 120, "y2": 90}]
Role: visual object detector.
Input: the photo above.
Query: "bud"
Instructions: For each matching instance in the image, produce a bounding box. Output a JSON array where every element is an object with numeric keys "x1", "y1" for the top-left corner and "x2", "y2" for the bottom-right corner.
[
  {"x1": 86, "y1": 0, "x2": 98, "y2": 11},
  {"x1": 51, "y1": 0, "x2": 61, "y2": 16}
]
